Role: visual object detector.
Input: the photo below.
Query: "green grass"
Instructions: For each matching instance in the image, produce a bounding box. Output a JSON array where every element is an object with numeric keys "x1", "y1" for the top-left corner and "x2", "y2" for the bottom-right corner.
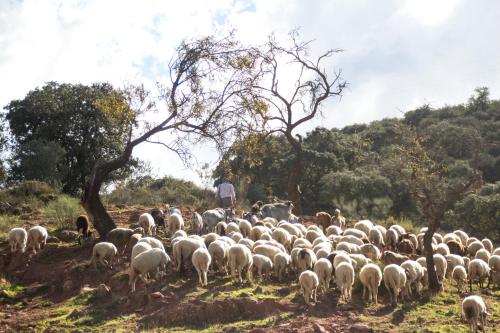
[
  {"x1": 0, "y1": 214, "x2": 22, "y2": 241},
  {"x1": 0, "y1": 279, "x2": 26, "y2": 298}
]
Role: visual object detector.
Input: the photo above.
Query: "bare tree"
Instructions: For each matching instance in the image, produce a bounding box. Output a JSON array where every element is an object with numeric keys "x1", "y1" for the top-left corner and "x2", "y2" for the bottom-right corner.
[
  {"x1": 394, "y1": 124, "x2": 482, "y2": 292},
  {"x1": 81, "y1": 34, "x2": 262, "y2": 238},
  {"x1": 248, "y1": 31, "x2": 347, "y2": 213}
]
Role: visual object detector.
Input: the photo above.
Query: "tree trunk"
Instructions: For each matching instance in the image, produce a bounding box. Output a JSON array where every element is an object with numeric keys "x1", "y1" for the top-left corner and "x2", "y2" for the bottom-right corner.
[
  {"x1": 287, "y1": 157, "x2": 304, "y2": 215},
  {"x1": 81, "y1": 146, "x2": 133, "y2": 239},
  {"x1": 424, "y1": 221, "x2": 441, "y2": 293}
]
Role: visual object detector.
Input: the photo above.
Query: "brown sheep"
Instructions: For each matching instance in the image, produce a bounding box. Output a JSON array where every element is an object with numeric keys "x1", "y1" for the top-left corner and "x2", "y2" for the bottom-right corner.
[
  {"x1": 315, "y1": 212, "x2": 332, "y2": 231},
  {"x1": 381, "y1": 251, "x2": 409, "y2": 265},
  {"x1": 447, "y1": 240, "x2": 466, "y2": 256},
  {"x1": 397, "y1": 239, "x2": 416, "y2": 255}
]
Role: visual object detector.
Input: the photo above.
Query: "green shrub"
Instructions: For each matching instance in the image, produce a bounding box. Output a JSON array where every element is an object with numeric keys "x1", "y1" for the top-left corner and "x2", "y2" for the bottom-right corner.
[
  {"x1": 0, "y1": 181, "x2": 58, "y2": 215},
  {"x1": 0, "y1": 215, "x2": 21, "y2": 241},
  {"x1": 377, "y1": 216, "x2": 420, "y2": 235},
  {"x1": 42, "y1": 195, "x2": 84, "y2": 230}
]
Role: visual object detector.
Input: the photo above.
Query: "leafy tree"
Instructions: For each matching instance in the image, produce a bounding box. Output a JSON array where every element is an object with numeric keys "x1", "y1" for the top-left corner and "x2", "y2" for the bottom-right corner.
[{"x1": 3, "y1": 82, "x2": 139, "y2": 194}]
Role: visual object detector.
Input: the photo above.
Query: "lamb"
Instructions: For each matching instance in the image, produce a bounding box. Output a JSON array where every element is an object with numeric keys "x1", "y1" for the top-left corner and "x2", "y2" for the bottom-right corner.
[
  {"x1": 488, "y1": 255, "x2": 500, "y2": 288},
  {"x1": 208, "y1": 240, "x2": 229, "y2": 273},
  {"x1": 368, "y1": 228, "x2": 385, "y2": 248},
  {"x1": 481, "y1": 238, "x2": 493, "y2": 254},
  {"x1": 354, "y1": 219, "x2": 374, "y2": 235},
  {"x1": 360, "y1": 244, "x2": 381, "y2": 261},
  {"x1": 191, "y1": 212, "x2": 203, "y2": 235},
  {"x1": 138, "y1": 213, "x2": 156, "y2": 236},
  {"x1": 137, "y1": 237, "x2": 165, "y2": 252},
  {"x1": 383, "y1": 264, "x2": 407, "y2": 305},
  {"x1": 299, "y1": 270, "x2": 319, "y2": 305},
  {"x1": 452, "y1": 266, "x2": 467, "y2": 293},
  {"x1": 168, "y1": 212, "x2": 185, "y2": 234},
  {"x1": 468, "y1": 259, "x2": 490, "y2": 291},
  {"x1": 76, "y1": 215, "x2": 93, "y2": 244},
  {"x1": 359, "y1": 263, "x2": 382, "y2": 304},
  {"x1": 192, "y1": 247, "x2": 211, "y2": 286},
  {"x1": 8, "y1": 227, "x2": 27, "y2": 253},
  {"x1": 315, "y1": 212, "x2": 332, "y2": 231},
  {"x1": 107, "y1": 228, "x2": 136, "y2": 254},
  {"x1": 475, "y1": 249, "x2": 491, "y2": 264},
  {"x1": 400, "y1": 260, "x2": 424, "y2": 297},
  {"x1": 26, "y1": 226, "x2": 48, "y2": 253},
  {"x1": 172, "y1": 237, "x2": 204, "y2": 274},
  {"x1": 131, "y1": 242, "x2": 153, "y2": 260},
  {"x1": 89, "y1": 242, "x2": 118, "y2": 269},
  {"x1": 381, "y1": 251, "x2": 409, "y2": 266},
  {"x1": 274, "y1": 252, "x2": 291, "y2": 282},
  {"x1": 228, "y1": 244, "x2": 253, "y2": 283},
  {"x1": 313, "y1": 258, "x2": 333, "y2": 294},
  {"x1": 462, "y1": 295, "x2": 489, "y2": 333},
  {"x1": 129, "y1": 248, "x2": 170, "y2": 292},
  {"x1": 251, "y1": 254, "x2": 274, "y2": 279},
  {"x1": 297, "y1": 248, "x2": 317, "y2": 273},
  {"x1": 335, "y1": 262, "x2": 355, "y2": 302}
]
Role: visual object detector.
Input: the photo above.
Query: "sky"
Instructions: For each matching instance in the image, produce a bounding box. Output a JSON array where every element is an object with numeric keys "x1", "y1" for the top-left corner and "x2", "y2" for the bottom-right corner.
[{"x1": 1, "y1": 0, "x2": 499, "y2": 186}]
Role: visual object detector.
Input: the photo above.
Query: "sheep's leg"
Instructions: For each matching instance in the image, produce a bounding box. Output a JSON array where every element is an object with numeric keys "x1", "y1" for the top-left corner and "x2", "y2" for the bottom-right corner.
[
  {"x1": 195, "y1": 267, "x2": 202, "y2": 286},
  {"x1": 203, "y1": 270, "x2": 208, "y2": 286},
  {"x1": 313, "y1": 287, "x2": 317, "y2": 303}
]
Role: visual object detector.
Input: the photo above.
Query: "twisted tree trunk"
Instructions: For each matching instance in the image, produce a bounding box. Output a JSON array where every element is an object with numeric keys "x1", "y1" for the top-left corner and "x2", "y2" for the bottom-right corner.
[{"x1": 424, "y1": 220, "x2": 441, "y2": 293}]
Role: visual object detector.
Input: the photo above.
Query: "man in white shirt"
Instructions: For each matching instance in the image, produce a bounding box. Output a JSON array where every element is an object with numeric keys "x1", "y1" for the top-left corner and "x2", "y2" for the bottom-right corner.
[{"x1": 216, "y1": 179, "x2": 236, "y2": 208}]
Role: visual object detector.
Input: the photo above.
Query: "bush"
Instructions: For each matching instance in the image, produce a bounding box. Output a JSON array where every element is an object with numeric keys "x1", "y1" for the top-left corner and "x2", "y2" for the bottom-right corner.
[
  {"x1": 0, "y1": 215, "x2": 21, "y2": 241},
  {"x1": 0, "y1": 181, "x2": 58, "y2": 215},
  {"x1": 42, "y1": 195, "x2": 84, "y2": 230}
]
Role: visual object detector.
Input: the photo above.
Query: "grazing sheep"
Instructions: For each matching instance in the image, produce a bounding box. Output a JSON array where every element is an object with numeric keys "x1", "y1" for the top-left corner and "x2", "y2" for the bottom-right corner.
[
  {"x1": 238, "y1": 238, "x2": 254, "y2": 251},
  {"x1": 131, "y1": 242, "x2": 153, "y2": 260},
  {"x1": 107, "y1": 228, "x2": 136, "y2": 254},
  {"x1": 467, "y1": 241, "x2": 485, "y2": 257},
  {"x1": 272, "y1": 227, "x2": 292, "y2": 250},
  {"x1": 215, "y1": 221, "x2": 228, "y2": 236},
  {"x1": 203, "y1": 232, "x2": 219, "y2": 248},
  {"x1": 452, "y1": 266, "x2": 467, "y2": 293},
  {"x1": 481, "y1": 238, "x2": 493, "y2": 254},
  {"x1": 26, "y1": 226, "x2": 48, "y2": 253},
  {"x1": 354, "y1": 220, "x2": 374, "y2": 235},
  {"x1": 468, "y1": 259, "x2": 490, "y2": 291},
  {"x1": 359, "y1": 263, "x2": 382, "y2": 304},
  {"x1": 306, "y1": 229, "x2": 324, "y2": 244},
  {"x1": 343, "y1": 228, "x2": 367, "y2": 239},
  {"x1": 389, "y1": 224, "x2": 406, "y2": 236},
  {"x1": 208, "y1": 240, "x2": 229, "y2": 273},
  {"x1": 226, "y1": 222, "x2": 239, "y2": 235},
  {"x1": 192, "y1": 247, "x2": 211, "y2": 286},
  {"x1": 360, "y1": 244, "x2": 381, "y2": 261},
  {"x1": 400, "y1": 260, "x2": 424, "y2": 297},
  {"x1": 126, "y1": 234, "x2": 142, "y2": 256},
  {"x1": 453, "y1": 230, "x2": 469, "y2": 246},
  {"x1": 299, "y1": 270, "x2": 319, "y2": 305},
  {"x1": 253, "y1": 244, "x2": 283, "y2": 263},
  {"x1": 137, "y1": 237, "x2": 165, "y2": 252},
  {"x1": 386, "y1": 229, "x2": 399, "y2": 251},
  {"x1": 493, "y1": 248, "x2": 500, "y2": 256},
  {"x1": 335, "y1": 262, "x2": 355, "y2": 302},
  {"x1": 462, "y1": 295, "x2": 489, "y2": 333},
  {"x1": 443, "y1": 233, "x2": 461, "y2": 244},
  {"x1": 76, "y1": 215, "x2": 93, "y2": 244},
  {"x1": 383, "y1": 264, "x2": 407, "y2": 305},
  {"x1": 381, "y1": 251, "x2": 409, "y2": 266},
  {"x1": 260, "y1": 201, "x2": 293, "y2": 221},
  {"x1": 129, "y1": 248, "x2": 170, "y2": 292},
  {"x1": 397, "y1": 239, "x2": 416, "y2": 255},
  {"x1": 138, "y1": 213, "x2": 156, "y2": 236},
  {"x1": 435, "y1": 243, "x2": 450, "y2": 257},
  {"x1": 228, "y1": 244, "x2": 253, "y2": 283},
  {"x1": 202, "y1": 209, "x2": 225, "y2": 233},
  {"x1": 338, "y1": 235, "x2": 364, "y2": 247},
  {"x1": 331, "y1": 251, "x2": 354, "y2": 270},
  {"x1": 251, "y1": 254, "x2": 274, "y2": 279},
  {"x1": 475, "y1": 249, "x2": 491, "y2": 264},
  {"x1": 315, "y1": 248, "x2": 330, "y2": 260},
  {"x1": 8, "y1": 228, "x2": 27, "y2": 253},
  {"x1": 89, "y1": 242, "x2": 117, "y2": 269},
  {"x1": 172, "y1": 238, "x2": 204, "y2": 274},
  {"x1": 488, "y1": 255, "x2": 500, "y2": 288},
  {"x1": 191, "y1": 212, "x2": 203, "y2": 235},
  {"x1": 336, "y1": 241, "x2": 361, "y2": 254},
  {"x1": 168, "y1": 213, "x2": 185, "y2": 234},
  {"x1": 326, "y1": 225, "x2": 343, "y2": 237},
  {"x1": 434, "y1": 254, "x2": 448, "y2": 283},
  {"x1": 297, "y1": 248, "x2": 317, "y2": 273},
  {"x1": 445, "y1": 254, "x2": 465, "y2": 278},
  {"x1": 447, "y1": 240, "x2": 467, "y2": 256},
  {"x1": 313, "y1": 258, "x2": 333, "y2": 294},
  {"x1": 315, "y1": 212, "x2": 332, "y2": 231},
  {"x1": 368, "y1": 228, "x2": 385, "y2": 248},
  {"x1": 150, "y1": 208, "x2": 165, "y2": 231},
  {"x1": 348, "y1": 254, "x2": 372, "y2": 271},
  {"x1": 274, "y1": 252, "x2": 291, "y2": 282}
]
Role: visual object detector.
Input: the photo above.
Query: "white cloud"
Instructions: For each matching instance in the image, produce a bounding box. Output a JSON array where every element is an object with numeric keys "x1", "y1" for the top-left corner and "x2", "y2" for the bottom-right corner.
[{"x1": 1, "y1": 0, "x2": 500, "y2": 186}]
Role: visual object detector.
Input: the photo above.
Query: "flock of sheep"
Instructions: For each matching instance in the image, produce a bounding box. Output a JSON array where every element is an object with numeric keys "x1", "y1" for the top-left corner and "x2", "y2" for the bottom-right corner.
[{"x1": 6, "y1": 201, "x2": 498, "y2": 333}]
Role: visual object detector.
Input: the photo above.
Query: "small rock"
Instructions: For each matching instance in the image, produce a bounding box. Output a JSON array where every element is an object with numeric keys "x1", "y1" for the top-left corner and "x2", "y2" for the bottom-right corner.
[
  {"x1": 96, "y1": 284, "x2": 110, "y2": 297},
  {"x1": 46, "y1": 236, "x2": 61, "y2": 244},
  {"x1": 350, "y1": 323, "x2": 372, "y2": 333},
  {"x1": 313, "y1": 323, "x2": 328, "y2": 333},
  {"x1": 151, "y1": 292, "x2": 164, "y2": 299}
]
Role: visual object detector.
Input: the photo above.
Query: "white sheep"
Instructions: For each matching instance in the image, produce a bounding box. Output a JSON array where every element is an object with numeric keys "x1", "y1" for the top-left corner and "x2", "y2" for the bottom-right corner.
[
  {"x1": 299, "y1": 270, "x2": 319, "y2": 305},
  {"x1": 359, "y1": 263, "x2": 382, "y2": 304},
  {"x1": 389, "y1": 224, "x2": 406, "y2": 236},
  {"x1": 325, "y1": 225, "x2": 343, "y2": 236},
  {"x1": 208, "y1": 240, "x2": 229, "y2": 273},
  {"x1": 250, "y1": 225, "x2": 270, "y2": 241},
  {"x1": 315, "y1": 248, "x2": 330, "y2": 260},
  {"x1": 453, "y1": 230, "x2": 469, "y2": 245},
  {"x1": 348, "y1": 254, "x2": 372, "y2": 271},
  {"x1": 493, "y1": 248, "x2": 500, "y2": 256},
  {"x1": 433, "y1": 254, "x2": 448, "y2": 283},
  {"x1": 305, "y1": 229, "x2": 324, "y2": 244},
  {"x1": 481, "y1": 238, "x2": 493, "y2": 254},
  {"x1": 435, "y1": 243, "x2": 450, "y2": 257},
  {"x1": 192, "y1": 247, "x2": 211, "y2": 286},
  {"x1": 272, "y1": 227, "x2": 292, "y2": 250},
  {"x1": 343, "y1": 228, "x2": 367, "y2": 239},
  {"x1": 137, "y1": 237, "x2": 165, "y2": 252},
  {"x1": 488, "y1": 255, "x2": 500, "y2": 288},
  {"x1": 475, "y1": 249, "x2": 491, "y2": 264},
  {"x1": 293, "y1": 238, "x2": 312, "y2": 248},
  {"x1": 226, "y1": 222, "x2": 239, "y2": 235},
  {"x1": 467, "y1": 241, "x2": 485, "y2": 257},
  {"x1": 386, "y1": 228, "x2": 399, "y2": 250},
  {"x1": 336, "y1": 241, "x2": 361, "y2": 254},
  {"x1": 452, "y1": 266, "x2": 467, "y2": 293},
  {"x1": 354, "y1": 219, "x2": 373, "y2": 235},
  {"x1": 229, "y1": 231, "x2": 243, "y2": 243},
  {"x1": 138, "y1": 213, "x2": 156, "y2": 236},
  {"x1": 89, "y1": 242, "x2": 118, "y2": 269},
  {"x1": 360, "y1": 244, "x2": 381, "y2": 261},
  {"x1": 468, "y1": 259, "x2": 490, "y2": 291},
  {"x1": 274, "y1": 252, "x2": 291, "y2": 282},
  {"x1": 131, "y1": 242, "x2": 153, "y2": 260},
  {"x1": 339, "y1": 235, "x2": 364, "y2": 247},
  {"x1": 168, "y1": 212, "x2": 185, "y2": 234},
  {"x1": 172, "y1": 237, "x2": 204, "y2": 273},
  {"x1": 253, "y1": 244, "x2": 283, "y2": 262},
  {"x1": 238, "y1": 238, "x2": 254, "y2": 251},
  {"x1": 462, "y1": 295, "x2": 489, "y2": 333},
  {"x1": 313, "y1": 258, "x2": 333, "y2": 294},
  {"x1": 26, "y1": 226, "x2": 48, "y2": 253},
  {"x1": 203, "y1": 232, "x2": 219, "y2": 248},
  {"x1": 400, "y1": 260, "x2": 424, "y2": 298},
  {"x1": 191, "y1": 212, "x2": 203, "y2": 235},
  {"x1": 383, "y1": 264, "x2": 407, "y2": 305},
  {"x1": 129, "y1": 248, "x2": 170, "y2": 292},
  {"x1": 251, "y1": 254, "x2": 273, "y2": 279},
  {"x1": 8, "y1": 228, "x2": 27, "y2": 253},
  {"x1": 443, "y1": 233, "x2": 461, "y2": 245},
  {"x1": 368, "y1": 228, "x2": 385, "y2": 248},
  {"x1": 228, "y1": 244, "x2": 253, "y2": 283},
  {"x1": 297, "y1": 248, "x2": 317, "y2": 273},
  {"x1": 237, "y1": 219, "x2": 252, "y2": 238},
  {"x1": 332, "y1": 252, "x2": 354, "y2": 270},
  {"x1": 335, "y1": 262, "x2": 355, "y2": 302}
]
